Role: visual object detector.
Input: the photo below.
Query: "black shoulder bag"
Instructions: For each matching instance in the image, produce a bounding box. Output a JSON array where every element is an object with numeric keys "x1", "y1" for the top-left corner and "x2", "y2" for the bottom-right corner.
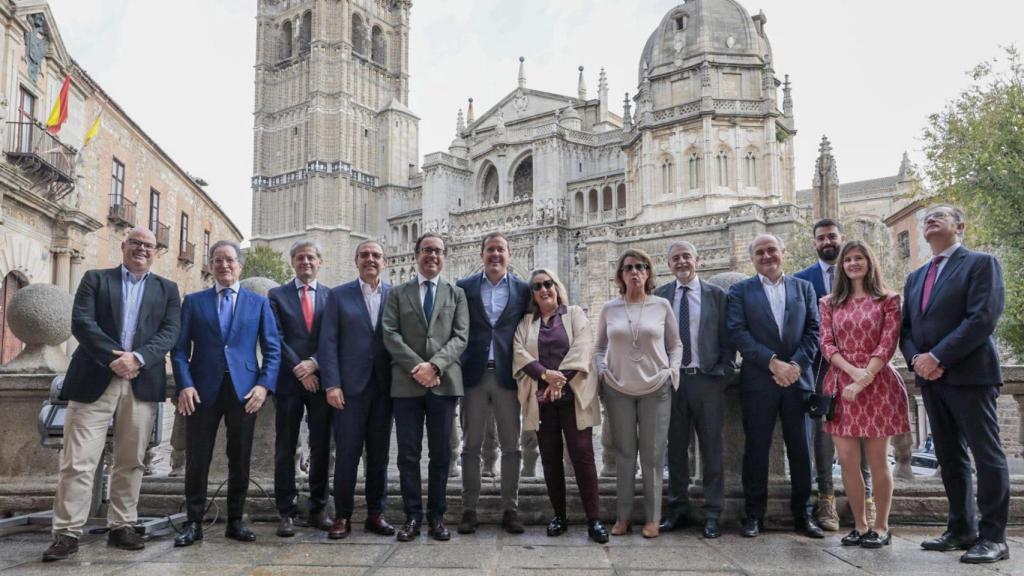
[{"x1": 805, "y1": 307, "x2": 838, "y2": 421}]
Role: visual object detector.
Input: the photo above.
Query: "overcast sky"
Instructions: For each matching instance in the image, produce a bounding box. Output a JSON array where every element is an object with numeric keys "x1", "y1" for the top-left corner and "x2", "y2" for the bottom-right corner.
[{"x1": 49, "y1": 0, "x2": 1024, "y2": 239}]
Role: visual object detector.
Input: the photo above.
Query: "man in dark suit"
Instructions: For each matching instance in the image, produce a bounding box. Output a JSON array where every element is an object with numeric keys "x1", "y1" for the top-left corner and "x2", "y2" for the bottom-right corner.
[
  {"x1": 657, "y1": 241, "x2": 735, "y2": 539},
  {"x1": 43, "y1": 228, "x2": 181, "y2": 562},
  {"x1": 793, "y1": 218, "x2": 864, "y2": 532},
  {"x1": 382, "y1": 232, "x2": 469, "y2": 542},
  {"x1": 456, "y1": 232, "x2": 531, "y2": 535},
  {"x1": 172, "y1": 240, "x2": 281, "y2": 546},
  {"x1": 901, "y1": 204, "x2": 1009, "y2": 564},
  {"x1": 727, "y1": 233, "x2": 823, "y2": 539},
  {"x1": 268, "y1": 240, "x2": 331, "y2": 537},
  {"x1": 319, "y1": 239, "x2": 395, "y2": 539}
]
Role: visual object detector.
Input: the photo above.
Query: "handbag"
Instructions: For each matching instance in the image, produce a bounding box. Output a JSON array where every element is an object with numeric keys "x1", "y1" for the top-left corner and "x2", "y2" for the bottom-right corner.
[{"x1": 805, "y1": 309, "x2": 838, "y2": 422}]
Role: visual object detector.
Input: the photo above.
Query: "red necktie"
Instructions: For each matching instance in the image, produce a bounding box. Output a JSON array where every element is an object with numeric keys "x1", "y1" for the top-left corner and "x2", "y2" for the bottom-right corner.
[
  {"x1": 301, "y1": 285, "x2": 313, "y2": 332},
  {"x1": 920, "y1": 255, "x2": 945, "y2": 312}
]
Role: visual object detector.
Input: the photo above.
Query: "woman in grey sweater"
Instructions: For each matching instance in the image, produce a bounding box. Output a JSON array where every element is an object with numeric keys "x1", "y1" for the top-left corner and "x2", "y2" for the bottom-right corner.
[{"x1": 594, "y1": 248, "x2": 682, "y2": 538}]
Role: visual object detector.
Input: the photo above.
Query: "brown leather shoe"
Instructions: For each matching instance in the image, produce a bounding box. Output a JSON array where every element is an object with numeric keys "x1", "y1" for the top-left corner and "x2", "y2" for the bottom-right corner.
[
  {"x1": 364, "y1": 514, "x2": 395, "y2": 536},
  {"x1": 308, "y1": 509, "x2": 333, "y2": 531},
  {"x1": 502, "y1": 510, "x2": 525, "y2": 534},
  {"x1": 328, "y1": 517, "x2": 351, "y2": 540},
  {"x1": 107, "y1": 526, "x2": 145, "y2": 550},
  {"x1": 42, "y1": 534, "x2": 79, "y2": 562}
]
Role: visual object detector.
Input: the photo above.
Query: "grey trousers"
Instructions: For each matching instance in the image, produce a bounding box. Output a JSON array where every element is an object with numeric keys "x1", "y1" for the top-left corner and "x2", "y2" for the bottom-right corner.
[
  {"x1": 461, "y1": 371, "x2": 521, "y2": 511},
  {"x1": 665, "y1": 372, "x2": 725, "y2": 521},
  {"x1": 602, "y1": 382, "x2": 672, "y2": 523}
]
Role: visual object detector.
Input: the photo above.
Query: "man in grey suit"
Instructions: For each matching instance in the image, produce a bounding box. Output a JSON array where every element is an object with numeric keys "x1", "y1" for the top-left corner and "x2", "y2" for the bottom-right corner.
[
  {"x1": 656, "y1": 241, "x2": 735, "y2": 539},
  {"x1": 382, "y1": 232, "x2": 469, "y2": 542}
]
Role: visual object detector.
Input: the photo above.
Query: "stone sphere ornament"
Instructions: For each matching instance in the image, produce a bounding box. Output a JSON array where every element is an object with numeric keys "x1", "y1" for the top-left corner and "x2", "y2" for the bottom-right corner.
[
  {"x1": 707, "y1": 271, "x2": 747, "y2": 292},
  {"x1": 239, "y1": 276, "x2": 279, "y2": 297},
  {"x1": 1, "y1": 282, "x2": 73, "y2": 373}
]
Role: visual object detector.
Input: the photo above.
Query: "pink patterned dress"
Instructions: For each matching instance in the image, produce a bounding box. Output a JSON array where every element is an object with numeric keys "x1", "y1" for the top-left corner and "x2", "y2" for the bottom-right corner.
[{"x1": 820, "y1": 294, "x2": 910, "y2": 438}]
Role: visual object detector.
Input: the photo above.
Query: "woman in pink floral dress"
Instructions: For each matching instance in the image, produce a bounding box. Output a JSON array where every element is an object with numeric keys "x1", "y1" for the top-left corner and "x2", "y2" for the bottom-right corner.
[{"x1": 819, "y1": 240, "x2": 909, "y2": 549}]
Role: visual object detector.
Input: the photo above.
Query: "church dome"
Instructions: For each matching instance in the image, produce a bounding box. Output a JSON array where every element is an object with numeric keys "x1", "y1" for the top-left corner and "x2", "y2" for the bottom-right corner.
[{"x1": 639, "y1": 0, "x2": 770, "y2": 84}]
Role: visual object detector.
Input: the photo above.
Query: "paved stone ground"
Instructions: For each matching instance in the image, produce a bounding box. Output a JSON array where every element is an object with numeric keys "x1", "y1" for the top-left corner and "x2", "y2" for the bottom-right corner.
[{"x1": 1, "y1": 523, "x2": 1021, "y2": 575}]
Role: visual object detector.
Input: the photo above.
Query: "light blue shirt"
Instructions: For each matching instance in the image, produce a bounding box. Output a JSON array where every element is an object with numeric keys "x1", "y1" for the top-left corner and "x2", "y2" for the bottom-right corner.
[
  {"x1": 120, "y1": 265, "x2": 149, "y2": 366},
  {"x1": 480, "y1": 273, "x2": 509, "y2": 361}
]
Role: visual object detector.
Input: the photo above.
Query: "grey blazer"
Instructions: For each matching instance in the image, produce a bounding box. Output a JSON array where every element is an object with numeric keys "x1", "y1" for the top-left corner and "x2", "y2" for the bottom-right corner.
[
  {"x1": 654, "y1": 278, "x2": 736, "y2": 377},
  {"x1": 382, "y1": 276, "x2": 470, "y2": 398}
]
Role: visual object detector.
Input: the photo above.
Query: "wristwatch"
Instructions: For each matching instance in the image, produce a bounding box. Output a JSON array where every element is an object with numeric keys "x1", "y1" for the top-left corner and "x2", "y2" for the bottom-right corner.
[{"x1": 540, "y1": 371, "x2": 548, "y2": 382}]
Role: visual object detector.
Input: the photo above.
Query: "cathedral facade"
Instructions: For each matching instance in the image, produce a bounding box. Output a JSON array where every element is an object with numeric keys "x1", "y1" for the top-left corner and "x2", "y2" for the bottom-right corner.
[{"x1": 251, "y1": 0, "x2": 805, "y2": 314}]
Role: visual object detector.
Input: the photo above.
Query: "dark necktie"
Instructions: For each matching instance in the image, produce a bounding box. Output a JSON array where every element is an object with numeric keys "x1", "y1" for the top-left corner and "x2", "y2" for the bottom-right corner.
[
  {"x1": 921, "y1": 255, "x2": 946, "y2": 312},
  {"x1": 423, "y1": 280, "x2": 435, "y2": 324},
  {"x1": 679, "y1": 285, "x2": 692, "y2": 367},
  {"x1": 219, "y1": 288, "x2": 234, "y2": 339},
  {"x1": 826, "y1": 265, "x2": 835, "y2": 294}
]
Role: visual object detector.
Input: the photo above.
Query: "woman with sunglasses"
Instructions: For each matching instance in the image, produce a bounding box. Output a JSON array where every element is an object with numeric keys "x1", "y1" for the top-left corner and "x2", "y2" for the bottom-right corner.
[
  {"x1": 594, "y1": 248, "x2": 682, "y2": 538},
  {"x1": 512, "y1": 269, "x2": 608, "y2": 543}
]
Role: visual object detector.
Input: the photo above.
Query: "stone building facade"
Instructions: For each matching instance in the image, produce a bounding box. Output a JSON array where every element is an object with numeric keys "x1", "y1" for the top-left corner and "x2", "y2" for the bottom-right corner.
[
  {"x1": 251, "y1": 0, "x2": 807, "y2": 319},
  {"x1": 0, "y1": 1, "x2": 242, "y2": 365}
]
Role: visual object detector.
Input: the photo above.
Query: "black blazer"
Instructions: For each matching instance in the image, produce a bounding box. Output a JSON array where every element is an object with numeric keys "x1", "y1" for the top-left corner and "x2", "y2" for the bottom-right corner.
[
  {"x1": 900, "y1": 246, "x2": 1004, "y2": 387},
  {"x1": 63, "y1": 267, "x2": 181, "y2": 403},
  {"x1": 654, "y1": 279, "x2": 736, "y2": 377},
  {"x1": 457, "y1": 272, "x2": 531, "y2": 390},
  {"x1": 268, "y1": 279, "x2": 329, "y2": 396}
]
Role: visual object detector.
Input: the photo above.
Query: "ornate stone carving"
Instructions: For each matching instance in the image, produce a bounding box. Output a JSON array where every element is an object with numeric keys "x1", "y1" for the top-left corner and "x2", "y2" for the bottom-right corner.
[{"x1": 24, "y1": 14, "x2": 49, "y2": 83}]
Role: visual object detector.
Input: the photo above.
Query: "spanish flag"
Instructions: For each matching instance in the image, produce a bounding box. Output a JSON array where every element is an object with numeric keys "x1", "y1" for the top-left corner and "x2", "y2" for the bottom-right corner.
[
  {"x1": 45, "y1": 74, "x2": 71, "y2": 135},
  {"x1": 82, "y1": 110, "x2": 102, "y2": 148}
]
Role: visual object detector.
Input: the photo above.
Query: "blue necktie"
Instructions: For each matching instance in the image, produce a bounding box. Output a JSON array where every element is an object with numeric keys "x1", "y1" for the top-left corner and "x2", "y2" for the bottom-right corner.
[
  {"x1": 423, "y1": 281, "x2": 434, "y2": 324},
  {"x1": 219, "y1": 288, "x2": 234, "y2": 339}
]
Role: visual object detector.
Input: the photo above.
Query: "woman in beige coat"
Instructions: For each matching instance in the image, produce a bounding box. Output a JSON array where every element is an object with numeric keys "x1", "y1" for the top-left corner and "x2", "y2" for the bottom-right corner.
[{"x1": 512, "y1": 269, "x2": 607, "y2": 543}]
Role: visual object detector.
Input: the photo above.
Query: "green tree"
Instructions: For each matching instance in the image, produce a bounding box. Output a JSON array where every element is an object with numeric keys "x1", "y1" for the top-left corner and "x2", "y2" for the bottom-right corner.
[
  {"x1": 922, "y1": 45, "x2": 1024, "y2": 358},
  {"x1": 241, "y1": 244, "x2": 291, "y2": 284}
]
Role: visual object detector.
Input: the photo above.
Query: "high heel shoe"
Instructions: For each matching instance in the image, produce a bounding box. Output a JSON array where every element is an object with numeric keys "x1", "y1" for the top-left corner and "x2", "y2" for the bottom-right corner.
[
  {"x1": 611, "y1": 521, "x2": 631, "y2": 536},
  {"x1": 641, "y1": 522, "x2": 660, "y2": 539},
  {"x1": 860, "y1": 529, "x2": 892, "y2": 549}
]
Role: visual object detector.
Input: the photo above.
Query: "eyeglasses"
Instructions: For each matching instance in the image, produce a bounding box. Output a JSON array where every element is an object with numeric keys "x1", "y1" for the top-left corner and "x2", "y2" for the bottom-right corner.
[
  {"x1": 212, "y1": 257, "x2": 238, "y2": 266},
  {"x1": 358, "y1": 251, "x2": 384, "y2": 259},
  {"x1": 126, "y1": 238, "x2": 157, "y2": 252},
  {"x1": 621, "y1": 263, "x2": 650, "y2": 273},
  {"x1": 417, "y1": 247, "x2": 445, "y2": 256},
  {"x1": 531, "y1": 280, "x2": 556, "y2": 291}
]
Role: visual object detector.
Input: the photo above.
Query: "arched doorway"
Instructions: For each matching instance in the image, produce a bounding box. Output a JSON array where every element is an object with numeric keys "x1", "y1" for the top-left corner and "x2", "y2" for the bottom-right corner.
[{"x1": 0, "y1": 272, "x2": 27, "y2": 365}]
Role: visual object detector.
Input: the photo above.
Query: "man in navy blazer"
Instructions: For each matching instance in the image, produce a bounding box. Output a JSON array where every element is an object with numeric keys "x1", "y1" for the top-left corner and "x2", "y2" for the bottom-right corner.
[
  {"x1": 727, "y1": 233, "x2": 823, "y2": 539},
  {"x1": 455, "y1": 232, "x2": 531, "y2": 534},
  {"x1": 901, "y1": 205, "x2": 1009, "y2": 564},
  {"x1": 319, "y1": 239, "x2": 396, "y2": 539},
  {"x1": 268, "y1": 240, "x2": 331, "y2": 537},
  {"x1": 172, "y1": 240, "x2": 281, "y2": 546}
]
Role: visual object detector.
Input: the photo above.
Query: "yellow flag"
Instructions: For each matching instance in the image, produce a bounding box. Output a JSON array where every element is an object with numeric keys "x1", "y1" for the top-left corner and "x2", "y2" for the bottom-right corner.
[{"x1": 82, "y1": 111, "x2": 102, "y2": 147}]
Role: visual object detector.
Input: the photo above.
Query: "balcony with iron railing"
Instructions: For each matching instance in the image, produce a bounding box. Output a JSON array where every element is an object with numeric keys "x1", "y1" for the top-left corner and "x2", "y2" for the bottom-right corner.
[
  {"x1": 4, "y1": 121, "x2": 76, "y2": 199},
  {"x1": 178, "y1": 240, "x2": 195, "y2": 265},
  {"x1": 154, "y1": 222, "x2": 170, "y2": 249},
  {"x1": 107, "y1": 195, "x2": 137, "y2": 227}
]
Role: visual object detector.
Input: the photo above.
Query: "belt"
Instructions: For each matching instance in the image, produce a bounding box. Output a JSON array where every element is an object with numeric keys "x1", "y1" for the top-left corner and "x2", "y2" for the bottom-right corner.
[
  {"x1": 681, "y1": 367, "x2": 700, "y2": 376},
  {"x1": 486, "y1": 360, "x2": 496, "y2": 370}
]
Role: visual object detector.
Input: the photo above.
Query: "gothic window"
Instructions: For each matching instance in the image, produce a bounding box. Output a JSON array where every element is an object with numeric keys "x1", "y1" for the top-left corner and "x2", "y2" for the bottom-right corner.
[
  {"x1": 616, "y1": 183, "x2": 626, "y2": 210},
  {"x1": 512, "y1": 156, "x2": 533, "y2": 200},
  {"x1": 299, "y1": 11, "x2": 312, "y2": 55},
  {"x1": 351, "y1": 13, "x2": 366, "y2": 55},
  {"x1": 661, "y1": 157, "x2": 674, "y2": 195},
  {"x1": 588, "y1": 189, "x2": 598, "y2": 213},
  {"x1": 715, "y1": 151, "x2": 729, "y2": 187},
  {"x1": 391, "y1": 226, "x2": 398, "y2": 246},
  {"x1": 674, "y1": 14, "x2": 688, "y2": 31},
  {"x1": 574, "y1": 191, "x2": 584, "y2": 214},
  {"x1": 482, "y1": 164, "x2": 499, "y2": 204},
  {"x1": 688, "y1": 153, "x2": 702, "y2": 189},
  {"x1": 371, "y1": 26, "x2": 386, "y2": 65},
  {"x1": 401, "y1": 224, "x2": 408, "y2": 246},
  {"x1": 411, "y1": 222, "x2": 419, "y2": 240},
  {"x1": 745, "y1": 152, "x2": 757, "y2": 186},
  {"x1": 602, "y1": 186, "x2": 613, "y2": 211},
  {"x1": 898, "y1": 231, "x2": 910, "y2": 259},
  {"x1": 279, "y1": 20, "x2": 293, "y2": 60}
]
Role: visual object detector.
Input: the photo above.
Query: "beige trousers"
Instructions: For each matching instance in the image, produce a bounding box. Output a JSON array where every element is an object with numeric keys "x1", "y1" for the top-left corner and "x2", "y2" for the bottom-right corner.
[{"x1": 52, "y1": 377, "x2": 157, "y2": 538}]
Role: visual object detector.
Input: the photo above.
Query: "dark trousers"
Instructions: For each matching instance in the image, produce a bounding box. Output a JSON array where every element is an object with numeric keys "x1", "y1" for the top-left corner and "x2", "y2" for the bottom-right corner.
[
  {"x1": 536, "y1": 391, "x2": 600, "y2": 521},
  {"x1": 184, "y1": 377, "x2": 256, "y2": 522},
  {"x1": 333, "y1": 381, "x2": 393, "y2": 519},
  {"x1": 665, "y1": 372, "x2": 725, "y2": 521},
  {"x1": 921, "y1": 383, "x2": 1009, "y2": 542},
  {"x1": 393, "y1": 393, "x2": 456, "y2": 523},
  {"x1": 740, "y1": 385, "x2": 813, "y2": 520},
  {"x1": 274, "y1": 390, "x2": 332, "y2": 517}
]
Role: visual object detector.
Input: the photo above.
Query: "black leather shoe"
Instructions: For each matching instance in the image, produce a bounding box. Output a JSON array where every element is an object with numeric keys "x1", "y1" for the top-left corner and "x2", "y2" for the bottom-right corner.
[
  {"x1": 225, "y1": 519, "x2": 257, "y2": 542},
  {"x1": 588, "y1": 520, "x2": 609, "y2": 544},
  {"x1": 277, "y1": 516, "x2": 295, "y2": 538},
  {"x1": 428, "y1": 519, "x2": 451, "y2": 541},
  {"x1": 740, "y1": 517, "x2": 761, "y2": 538},
  {"x1": 42, "y1": 534, "x2": 79, "y2": 561},
  {"x1": 960, "y1": 539, "x2": 1010, "y2": 564},
  {"x1": 174, "y1": 522, "x2": 203, "y2": 547},
  {"x1": 396, "y1": 519, "x2": 421, "y2": 542},
  {"x1": 658, "y1": 515, "x2": 687, "y2": 532},
  {"x1": 107, "y1": 526, "x2": 145, "y2": 550},
  {"x1": 794, "y1": 516, "x2": 825, "y2": 539},
  {"x1": 364, "y1": 514, "x2": 395, "y2": 536},
  {"x1": 841, "y1": 529, "x2": 864, "y2": 546},
  {"x1": 457, "y1": 509, "x2": 478, "y2": 534},
  {"x1": 860, "y1": 529, "x2": 892, "y2": 548},
  {"x1": 308, "y1": 509, "x2": 334, "y2": 531},
  {"x1": 702, "y1": 518, "x2": 721, "y2": 539},
  {"x1": 547, "y1": 515, "x2": 568, "y2": 537},
  {"x1": 502, "y1": 510, "x2": 525, "y2": 534},
  {"x1": 921, "y1": 530, "x2": 978, "y2": 552}
]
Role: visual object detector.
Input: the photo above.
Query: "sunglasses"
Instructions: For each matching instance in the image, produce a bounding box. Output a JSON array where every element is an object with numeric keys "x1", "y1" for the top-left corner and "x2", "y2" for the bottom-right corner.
[
  {"x1": 621, "y1": 263, "x2": 650, "y2": 273},
  {"x1": 531, "y1": 280, "x2": 556, "y2": 292}
]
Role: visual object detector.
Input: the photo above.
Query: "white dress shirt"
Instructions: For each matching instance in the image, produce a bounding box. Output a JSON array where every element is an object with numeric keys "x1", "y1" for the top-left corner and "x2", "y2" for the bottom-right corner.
[
  {"x1": 672, "y1": 276, "x2": 701, "y2": 369},
  {"x1": 294, "y1": 278, "x2": 319, "y2": 314},
  {"x1": 359, "y1": 277, "x2": 383, "y2": 330},
  {"x1": 759, "y1": 273, "x2": 787, "y2": 339},
  {"x1": 417, "y1": 272, "x2": 439, "y2": 309}
]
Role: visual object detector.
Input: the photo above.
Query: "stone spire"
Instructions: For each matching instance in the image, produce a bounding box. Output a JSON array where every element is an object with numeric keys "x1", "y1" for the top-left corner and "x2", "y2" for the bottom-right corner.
[
  {"x1": 518, "y1": 56, "x2": 526, "y2": 89},
  {"x1": 456, "y1": 108, "x2": 465, "y2": 134},
  {"x1": 812, "y1": 135, "x2": 840, "y2": 220},
  {"x1": 638, "y1": 60, "x2": 652, "y2": 117},
  {"x1": 598, "y1": 67, "x2": 609, "y2": 122},
  {"x1": 577, "y1": 66, "x2": 587, "y2": 100},
  {"x1": 782, "y1": 74, "x2": 793, "y2": 118},
  {"x1": 898, "y1": 151, "x2": 913, "y2": 181},
  {"x1": 466, "y1": 97, "x2": 475, "y2": 124},
  {"x1": 622, "y1": 92, "x2": 632, "y2": 130}
]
